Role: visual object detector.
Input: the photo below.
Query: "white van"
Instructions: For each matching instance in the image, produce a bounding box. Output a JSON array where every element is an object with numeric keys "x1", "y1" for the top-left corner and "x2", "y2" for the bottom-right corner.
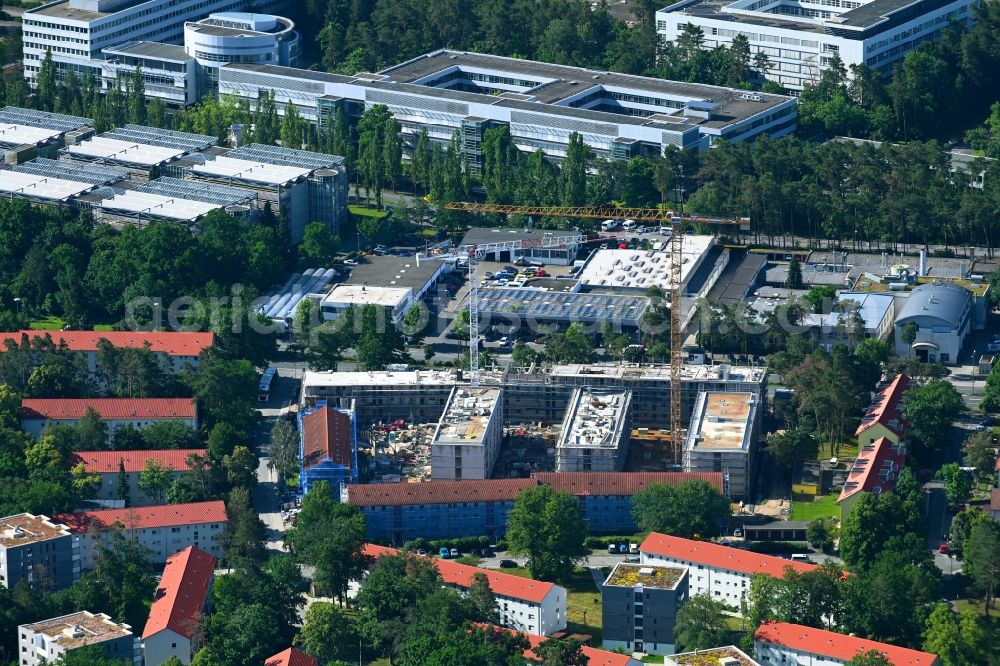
[
  {"x1": 622, "y1": 219, "x2": 636, "y2": 231},
  {"x1": 601, "y1": 219, "x2": 618, "y2": 231},
  {"x1": 790, "y1": 554, "x2": 811, "y2": 562}
]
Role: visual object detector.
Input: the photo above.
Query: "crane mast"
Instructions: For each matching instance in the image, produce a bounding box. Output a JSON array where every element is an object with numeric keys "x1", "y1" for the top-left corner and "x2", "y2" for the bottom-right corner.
[{"x1": 441, "y1": 202, "x2": 749, "y2": 465}]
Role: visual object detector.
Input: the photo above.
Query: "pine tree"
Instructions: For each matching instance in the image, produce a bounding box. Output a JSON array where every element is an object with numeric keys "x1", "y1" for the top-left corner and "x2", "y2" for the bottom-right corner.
[
  {"x1": 36, "y1": 50, "x2": 57, "y2": 111},
  {"x1": 412, "y1": 127, "x2": 431, "y2": 193},
  {"x1": 253, "y1": 90, "x2": 279, "y2": 145},
  {"x1": 128, "y1": 65, "x2": 146, "y2": 124},
  {"x1": 117, "y1": 460, "x2": 131, "y2": 507}
]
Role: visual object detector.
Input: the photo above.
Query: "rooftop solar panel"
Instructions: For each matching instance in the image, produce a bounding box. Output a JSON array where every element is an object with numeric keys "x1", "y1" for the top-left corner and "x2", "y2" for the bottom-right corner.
[
  {"x1": 137, "y1": 177, "x2": 255, "y2": 206},
  {"x1": 12, "y1": 158, "x2": 129, "y2": 186},
  {"x1": 226, "y1": 143, "x2": 344, "y2": 169},
  {"x1": 99, "y1": 191, "x2": 220, "y2": 221},
  {"x1": 0, "y1": 171, "x2": 95, "y2": 201},
  {"x1": 0, "y1": 107, "x2": 92, "y2": 133},
  {"x1": 103, "y1": 125, "x2": 216, "y2": 153},
  {"x1": 0, "y1": 124, "x2": 61, "y2": 147},
  {"x1": 66, "y1": 136, "x2": 185, "y2": 167},
  {"x1": 189, "y1": 156, "x2": 311, "y2": 186}
]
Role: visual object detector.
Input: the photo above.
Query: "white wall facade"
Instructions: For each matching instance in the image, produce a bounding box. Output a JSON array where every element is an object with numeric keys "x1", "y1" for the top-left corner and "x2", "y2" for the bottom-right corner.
[
  {"x1": 495, "y1": 587, "x2": 566, "y2": 637},
  {"x1": 656, "y1": 0, "x2": 976, "y2": 91},
  {"x1": 142, "y1": 628, "x2": 193, "y2": 666},
  {"x1": 641, "y1": 551, "x2": 751, "y2": 610},
  {"x1": 90, "y1": 470, "x2": 187, "y2": 506},
  {"x1": 101, "y1": 49, "x2": 197, "y2": 106},
  {"x1": 754, "y1": 639, "x2": 848, "y2": 666},
  {"x1": 21, "y1": 415, "x2": 198, "y2": 440},
  {"x1": 78, "y1": 522, "x2": 224, "y2": 569}
]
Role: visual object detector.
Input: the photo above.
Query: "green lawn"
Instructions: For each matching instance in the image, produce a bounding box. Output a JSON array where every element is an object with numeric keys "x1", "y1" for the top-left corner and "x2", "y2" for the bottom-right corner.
[
  {"x1": 93, "y1": 324, "x2": 114, "y2": 331},
  {"x1": 791, "y1": 493, "x2": 840, "y2": 522},
  {"x1": 349, "y1": 204, "x2": 389, "y2": 219},
  {"x1": 815, "y1": 440, "x2": 859, "y2": 461},
  {"x1": 30, "y1": 316, "x2": 64, "y2": 330}
]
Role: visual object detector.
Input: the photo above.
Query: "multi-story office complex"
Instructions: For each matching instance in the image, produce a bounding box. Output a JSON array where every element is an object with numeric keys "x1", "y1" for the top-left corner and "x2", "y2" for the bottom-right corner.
[
  {"x1": 602, "y1": 563, "x2": 689, "y2": 655},
  {"x1": 218, "y1": 49, "x2": 796, "y2": 166},
  {"x1": 0, "y1": 514, "x2": 78, "y2": 591},
  {"x1": 431, "y1": 386, "x2": 504, "y2": 481},
  {"x1": 556, "y1": 388, "x2": 633, "y2": 473},
  {"x1": 22, "y1": 0, "x2": 288, "y2": 85},
  {"x1": 56, "y1": 501, "x2": 227, "y2": 568},
  {"x1": 101, "y1": 42, "x2": 197, "y2": 106},
  {"x1": 184, "y1": 12, "x2": 299, "y2": 94},
  {"x1": 682, "y1": 391, "x2": 761, "y2": 499},
  {"x1": 656, "y1": 0, "x2": 977, "y2": 91},
  {"x1": 18, "y1": 611, "x2": 140, "y2": 666}
]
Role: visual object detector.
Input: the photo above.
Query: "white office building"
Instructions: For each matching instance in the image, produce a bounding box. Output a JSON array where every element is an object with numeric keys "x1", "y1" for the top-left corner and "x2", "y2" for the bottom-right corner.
[
  {"x1": 22, "y1": 0, "x2": 288, "y2": 86},
  {"x1": 656, "y1": 0, "x2": 977, "y2": 91},
  {"x1": 431, "y1": 386, "x2": 504, "y2": 481},
  {"x1": 101, "y1": 42, "x2": 197, "y2": 106}
]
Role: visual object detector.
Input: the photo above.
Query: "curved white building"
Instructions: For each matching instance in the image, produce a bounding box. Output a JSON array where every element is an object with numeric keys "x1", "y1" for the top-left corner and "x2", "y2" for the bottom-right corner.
[{"x1": 184, "y1": 12, "x2": 299, "y2": 90}]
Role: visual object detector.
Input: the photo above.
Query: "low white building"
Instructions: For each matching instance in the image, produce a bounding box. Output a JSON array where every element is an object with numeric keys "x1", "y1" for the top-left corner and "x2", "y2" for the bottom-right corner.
[
  {"x1": 682, "y1": 391, "x2": 761, "y2": 499},
  {"x1": 69, "y1": 449, "x2": 206, "y2": 506},
  {"x1": 21, "y1": 398, "x2": 198, "y2": 440},
  {"x1": 141, "y1": 546, "x2": 216, "y2": 666},
  {"x1": 0, "y1": 330, "x2": 214, "y2": 375},
  {"x1": 894, "y1": 281, "x2": 975, "y2": 365},
  {"x1": 640, "y1": 533, "x2": 817, "y2": 611},
  {"x1": 364, "y1": 545, "x2": 567, "y2": 636},
  {"x1": 56, "y1": 501, "x2": 227, "y2": 569},
  {"x1": 321, "y1": 285, "x2": 414, "y2": 325},
  {"x1": 431, "y1": 386, "x2": 504, "y2": 481},
  {"x1": 19, "y1": 611, "x2": 140, "y2": 666},
  {"x1": 556, "y1": 388, "x2": 633, "y2": 473},
  {"x1": 754, "y1": 621, "x2": 941, "y2": 665}
]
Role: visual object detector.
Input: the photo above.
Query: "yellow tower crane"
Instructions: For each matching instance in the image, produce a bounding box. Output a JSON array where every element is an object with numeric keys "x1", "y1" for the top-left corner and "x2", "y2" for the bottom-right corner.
[{"x1": 444, "y1": 202, "x2": 750, "y2": 465}]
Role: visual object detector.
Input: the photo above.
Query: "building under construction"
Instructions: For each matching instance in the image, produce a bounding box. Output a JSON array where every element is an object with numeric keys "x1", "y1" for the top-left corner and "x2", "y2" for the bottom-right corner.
[
  {"x1": 430, "y1": 386, "x2": 504, "y2": 481},
  {"x1": 556, "y1": 388, "x2": 633, "y2": 473}
]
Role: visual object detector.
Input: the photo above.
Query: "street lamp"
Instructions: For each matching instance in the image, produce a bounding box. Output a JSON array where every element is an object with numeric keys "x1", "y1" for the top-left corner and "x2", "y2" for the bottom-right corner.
[
  {"x1": 12, "y1": 297, "x2": 20, "y2": 317},
  {"x1": 971, "y1": 349, "x2": 977, "y2": 396}
]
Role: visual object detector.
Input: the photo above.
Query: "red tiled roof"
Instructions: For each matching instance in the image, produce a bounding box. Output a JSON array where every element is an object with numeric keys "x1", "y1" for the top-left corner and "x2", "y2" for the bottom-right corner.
[
  {"x1": 991, "y1": 488, "x2": 1000, "y2": 512},
  {"x1": 21, "y1": 398, "x2": 196, "y2": 421},
  {"x1": 264, "y1": 647, "x2": 318, "y2": 666},
  {"x1": 362, "y1": 544, "x2": 557, "y2": 604},
  {"x1": 640, "y1": 533, "x2": 818, "y2": 578},
  {"x1": 70, "y1": 449, "x2": 206, "y2": 474},
  {"x1": 476, "y1": 624, "x2": 634, "y2": 666},
  {"x1": 142, "y1": 546, "x2": 216, "y2": 640},
  {"x1": 347, "y1": 478, "x2": 536, "y2": 507},
  {"x1": 754, "y1": 622, "x2": 939, "y2": 665},
  {"x1": 1, "y1": 330, "x2": 213, "y2": 357},
  {"x1": 534, "y1": 472, "x2": 724, "y2": 496},
  {"x1": 855, "y1": 374, "x2": 911, "y2": 438},
  {"x1": 994, "y1": 453, "x2": 1000, "y2": 473},
  {"x1": 301, "y1": 405, "x2": 354, "y2": 470},
  {"x1": 56, "y1": 501, "x2": 227, "y2": 533},
  {"x1": 346, "y1": 472, "x2": 725, "y2": 507},
  {"x1": 837, "y1": 436, "x2": 907, "y2": 503}
]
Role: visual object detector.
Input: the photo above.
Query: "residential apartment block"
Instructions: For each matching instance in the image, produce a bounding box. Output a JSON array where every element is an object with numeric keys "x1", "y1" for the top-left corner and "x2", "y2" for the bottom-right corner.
[
  {"x1": 346, "y1": 472, "x2": 725, "y2": 543},
  {"x1": 754, "y1": 621, "x2": 940, "y2": 665},
  {"x1": 837, "y1": 436, "x2": 907, "y2": 521},
  {"x1": 18, "y1": 611, "x2": 140, "y2": 666},
  {"x1": 0, "y1": 330, "x2": 214, "y2": 374},
  {"x1": 55, "y1": 501, "x2": 227, "y2": 568},
  {"x1": 218, "y1": 50, "x2": 796, "y2": 169},
  {"x1": 556, "y1": 388, "x2": 633, "y2": 473},
  {"x1": 602, "y1": 563, "x2": 689, "y2": 655},
  {"x1": 683, "y1": 391, "x2": 761, "y2": 499},
  {"x1": 21, "y1": 0, "x2": 288, "y2": 85},
  {"x1": 485, "y1": 625, "x2": 643, "y2": 666},
  {"x1": 299, "y1": 403, "x2": 358, "y2": 495},
  {"x1": 266, "y1": 647, "x2": 318, "y2": 666},
  {"x1": 431, "y1": 386, "x2": 504, "y2": 481},
  {"x1": 0, "y1": 514, "x2": 79, "y2": 591},
  {"x1": 141, "y1": 546, "x2": 215, "y2": 666},
  {"x1": 854, "y1": 373, "x2": 910, "y2": 446},
  {"x1": 364, "y1": 545, "x2": 567, "y2": 636},
  {"x1": 21, "y1": 398, "x2": 198, "y2": 439},
  {"x1": 640, "y1": 533, "x2": 817, "y2": 610},
  {"x1": 656, "y1": 0, "x2": 977, "y2": 92},
  {"x1": 69, "y1": 449, "x2": 206, "y2": 507}
]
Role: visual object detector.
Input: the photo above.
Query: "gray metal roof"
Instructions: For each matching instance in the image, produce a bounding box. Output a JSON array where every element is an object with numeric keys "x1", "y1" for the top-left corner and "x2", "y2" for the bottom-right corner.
[
  {"x1": 225, "y1": 143, "x2": 345, "y2": 169},
  {"x1": 895, "y1": 282, "x2": 972, "y2": 328},
  {"x1": 12, "y1": 158, "x2": 128, "y2": 186},
  {"x1": 136, "y1": 177, "x2": 255, "y2": 206},
  {"x1": 477, "y1": 287, "x2": 648, "y2": 324},
  {"x1": 0, "y1": 107, "x2": 92, "y2": 132},
  {"x1": 103, "y1": 41, "x2": 192, "y2": 62},
  {"x1": 102, "y1": 125, "x2": 217, "y2": 153},
  {"x1": 461, "y1": 227, "x2": 582, "y2": 246}
]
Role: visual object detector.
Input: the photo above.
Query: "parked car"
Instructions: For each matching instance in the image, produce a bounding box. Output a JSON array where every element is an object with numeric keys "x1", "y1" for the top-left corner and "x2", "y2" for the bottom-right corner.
[
  {"x1": 499, "y1": 559, "x2": 518, "y2": 568},
  {"x1": 416, "y1": 549, "x2": 427, "y2": 556},
  {"x1": 618, "y1": 543, "x2": 628, "y2": 553},
  {"x1": 625, "y1": 555, "x2": 640, "y2": 563},
  {"x1": 484, "y1": 271, "x2": 495, "y2": 279},
  {"x1": 499, "y1": 336, "x2": 510, "y2": 346},
  {"x1": 535, "y1": 269, "x2": 547, "y2": 277},
  {"x1": 398, "y1": 250, "x2": 414, "y2": 257},
  {"x1": 607, "y1": 543, "x2": 618, "y2": 554},
  {"x1": 450, "y1": 548, "x2": 459, "y2": 558},
  {"x1": 939, "y1": 543, "x2": 950, "y2": 554},
  {"x1": 344, "y1": 259, "x2": 360, "y2": 266},
  {"x1": 514, "y1": 257, "x2": 530, "y2": 266}
]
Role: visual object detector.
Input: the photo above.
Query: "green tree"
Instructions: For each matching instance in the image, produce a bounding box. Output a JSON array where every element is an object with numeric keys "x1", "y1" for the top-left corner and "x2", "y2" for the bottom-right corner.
[
  {"x1": 511, "y1": 342, "x2": 540, "y2": 368},
  {"x1": 785, "y1": 257, "x2": 803, "y2": 289},
  {"x1": 299, "y1": 222, "x2": 340, "y2": 267},
  {"x1": 845, "y1": 651, "x2": 894, "y2": 666},
  {"x1": 54, "y1": 645, "x2": 131, "y2": 666},
  {"x1": 75, "y1": 406, "x2": 109, "y2": 450},
  {"x1": 543, "y1": 323, "x2": 596, "y2": 363},
  {"x1": 294, "y1": 601, "x2": 357, "y2": 664},
  {"x1": 127, "y1": 64, "x2": 146, "y2": 125},
  {"x1": 253, "y1": 90, "x2": 279, "y2": 145},
  {"x1": 963, "y1": 431, "x2": 996, "y2": 482},
  {"x1": 964, "y1": 519, "x2": 1000, "y2": 614},
  {"x1": 137, "y1": 458, "x2": 172, "y2": 504},
  {"x1": 807, "y1": 518, "x2": 835, "y2": 552},
  {"x1": 222, "y1": 485, "x2": 266, "y2": 569},
  {"x1": 901, "y1": 321, "x2": 919, "y2": 346},
  {"x1": 534, "y1": 637, "x2": 589, "y2": 666},
  {"x1": 632, "y1": 480, "x2": 731, "y2": 538},
  {"x1": 505, "y1": 485, "x2": 588, "y2": 582},
  {"x1": 674, "y1": 593, "x2": 730, "y2": 651},
  {"x1": 839, "y1": 492, "x2": 918, "y2": 570},
  {"x1": 901, "y1": 380, "x2": 964, "y2": 463},
  {"x1": 280, "y1": 103, "x2": 307, "y2": 149},
  {"x1": 222, "y1": 445, "x2": 258, "y2": 489},
  {"x1": 266, "y1": 419, "x2": 299, "y2": 492},
  {"x1": 36, "y1": 50, "x2": 57, "y2": 111},
  {"x1": 937, "y1": 463, "x2": 972, "y2": 508},
  {"x1": 765, "y1": 428, "x2": 818, "y2": 474},
  {"x1": 116, "y1": 459, "x2": 130, "y2": 506}
]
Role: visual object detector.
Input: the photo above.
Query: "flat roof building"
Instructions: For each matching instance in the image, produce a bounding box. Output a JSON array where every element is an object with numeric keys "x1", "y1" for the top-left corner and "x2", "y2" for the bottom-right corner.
[
  {"x1": 322, "y1": 285, "x2": 414, "y2": 325},
  {"x1": 21, "y1": 0, "x2": 288, "y2": 86},
  {"x1": 65, "y1": 125, "x2": 216, "y2": 171},
  {"x1": 556, "y1": 388, "x2": 633, "y2": 473},
  {"x1": 576, "y1": 237, "x2": 716, "y2": 293},
  {"x1": 656, "y1": 0, "x2": 976, "y2": 92},
  {"x1": 186, "y1": 143, "x2": 347, "y2": 242},
  {"x1": 683, "y1": 392, "x2": 761, "y2": 499},
  {"x1": 0, "y1": 158, "x2": 129, "y2": 204},
  {"x1": 431, "y1": 386, "x2": 504, "y2": 481},
  {"x1": 19, "y1": 611, "x2": 140, "y2": 666},
  {"x1": 101, "y1": 42, "x2": 197, "y2": 106},
  {"x1": 218, "y1": 50, "x2": 796, "y2": 167},
  {"x1": 894, "y1": 281, "x2": 975, "y2": 365},
  {"x1": 665, "y1": 646, "x2": 760, "y2": 666},
  {"x1": 96, "y1": 176, "x2": 256, "y2": 225},
  {"x1": 477, "y1": 288, "x2": 650, "y2": 330},
  {"x1": 0, "y1": 107, "x2": 92, "y2": 159},
  {"x1": 0, "y1": 514, "x2": 78, "y2": 591},
  {"x1": 602, "y1": 563, "x2": 689, "y2": 655},
  {"x1": 460, "y1": 227, "x2": 584, "y2": 266}
]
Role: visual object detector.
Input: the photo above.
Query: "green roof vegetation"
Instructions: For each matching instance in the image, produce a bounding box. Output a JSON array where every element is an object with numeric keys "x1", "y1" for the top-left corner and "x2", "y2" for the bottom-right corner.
[{"x1": 606, "y1": 564, "x2": 685, "y2": 590}]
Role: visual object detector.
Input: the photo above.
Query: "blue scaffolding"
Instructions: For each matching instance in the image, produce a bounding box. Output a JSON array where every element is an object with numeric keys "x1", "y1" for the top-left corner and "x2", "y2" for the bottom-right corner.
[{"x1": 298, "y1": 400, "x2": 359, "y2": 499}]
